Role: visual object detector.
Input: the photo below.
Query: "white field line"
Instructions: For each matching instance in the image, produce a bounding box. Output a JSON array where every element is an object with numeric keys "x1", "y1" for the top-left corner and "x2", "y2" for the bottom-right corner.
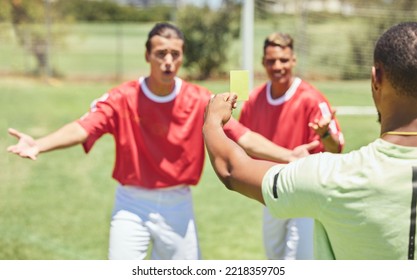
[{"x1": 334, "y1": 106, "x2": 376, "y2": 116}]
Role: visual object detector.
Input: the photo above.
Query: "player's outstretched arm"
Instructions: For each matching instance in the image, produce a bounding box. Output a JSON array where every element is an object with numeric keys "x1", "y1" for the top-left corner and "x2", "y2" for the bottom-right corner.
[
  {"x1": 237, "y1": 131, "x2": 291, "y2": 162},
  {"x1": 203, "y1": 93, "x2": 276, "y2": 204},
  {"x1": 7, "y1": 122, "x2": 88, "y2": 160},
  {"x1": 289, "y1": 140, "x2": 320, "y2": 162},
  {"x1": 238, "y1": 131, "x2": 319, "y2": 163}
]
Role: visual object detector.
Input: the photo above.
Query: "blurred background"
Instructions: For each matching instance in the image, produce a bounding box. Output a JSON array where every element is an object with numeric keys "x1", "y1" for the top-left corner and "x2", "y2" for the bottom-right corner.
[{"x1": 1, "y1": 0, "x2": 416, "y2": 83}]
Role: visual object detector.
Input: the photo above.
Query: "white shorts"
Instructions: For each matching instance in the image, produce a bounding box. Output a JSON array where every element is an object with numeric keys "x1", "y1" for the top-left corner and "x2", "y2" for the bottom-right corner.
[
  {"x1": 263, "y1": 206, "x2": 314, "y2": 260},
  {"x1": 108, "y1": 185, "x2": 200, "y2": 260}
]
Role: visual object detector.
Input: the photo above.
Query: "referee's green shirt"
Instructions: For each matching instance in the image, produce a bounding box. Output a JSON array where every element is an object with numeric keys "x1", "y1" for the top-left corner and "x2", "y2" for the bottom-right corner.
[{"x1": 262, "y1": 139, "x2": 417, "y2": 260}]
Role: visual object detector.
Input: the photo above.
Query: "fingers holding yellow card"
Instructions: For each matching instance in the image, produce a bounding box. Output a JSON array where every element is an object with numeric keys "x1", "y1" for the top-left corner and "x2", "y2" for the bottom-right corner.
[{"x1": 230, "y1": 70, "x2": 249, "y2": 101}]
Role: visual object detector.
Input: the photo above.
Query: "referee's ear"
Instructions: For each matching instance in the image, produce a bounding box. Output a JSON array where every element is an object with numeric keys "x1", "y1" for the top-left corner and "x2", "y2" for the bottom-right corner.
[
  {"x1": 371, "y1": 66, "x2": 381, "y2": 92},
  {"x1": 371, "y1": 66, "x2": 382, "y2": 108}
]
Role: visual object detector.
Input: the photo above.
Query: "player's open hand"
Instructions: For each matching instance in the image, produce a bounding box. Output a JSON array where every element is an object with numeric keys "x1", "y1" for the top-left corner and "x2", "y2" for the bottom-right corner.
[
  {"x1": 289, "y1": 140, "x2": 320, "y2": 162},
  {"x1": 7, "y1": 128, "x2": 39, "y2": 160},
  {"x1": 308, "y1": 108, "x2": 336, "y2": 138},
  {"x1": 205, "y1": 93, "x2": 238, "y2": 126}
]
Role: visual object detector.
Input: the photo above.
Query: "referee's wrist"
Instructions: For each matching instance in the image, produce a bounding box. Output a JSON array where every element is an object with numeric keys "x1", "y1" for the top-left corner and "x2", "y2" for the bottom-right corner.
[{"x1": 320, "y1": 130, "x2": 331, "y2": 139}]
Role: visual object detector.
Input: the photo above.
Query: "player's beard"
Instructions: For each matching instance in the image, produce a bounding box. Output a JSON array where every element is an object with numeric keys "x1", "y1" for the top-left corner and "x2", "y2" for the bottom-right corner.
[{"x1": 377, "y1": 111, "x2": 381, "y2": 124}]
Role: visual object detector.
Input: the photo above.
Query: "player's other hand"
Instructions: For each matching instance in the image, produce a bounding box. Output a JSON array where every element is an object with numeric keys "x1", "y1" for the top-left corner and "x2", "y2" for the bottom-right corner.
[
  {"x1": 205, "y1": 93, "x2": 238, "y2": 126},
  {"x1": 289, "y1": 140, "x2": 320, "y2": 162},
  {"x1": 308, "y1": 108, "x2": 336, "y2": 137},
  {"x1": 7, "y1": 128, "x2": 39, "y2": 160}
]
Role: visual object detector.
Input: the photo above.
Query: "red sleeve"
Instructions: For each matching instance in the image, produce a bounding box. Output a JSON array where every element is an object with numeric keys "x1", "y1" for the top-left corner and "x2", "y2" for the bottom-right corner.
[
  {"x1": 223, "y1": 116, "x2": 249, "y2": 142},
  {"x1": 77, "y1": 92, "x2": 117, "y2": 153}
]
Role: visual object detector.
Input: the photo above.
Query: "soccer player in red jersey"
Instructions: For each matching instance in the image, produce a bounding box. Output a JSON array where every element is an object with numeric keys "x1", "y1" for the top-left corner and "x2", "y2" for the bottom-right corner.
[
  {"x1": 7, "y1": 23, "x2": 318, "y2": 260},
  {"x1": 226, "y1": 32, "x2": 344, "y2": 260}
]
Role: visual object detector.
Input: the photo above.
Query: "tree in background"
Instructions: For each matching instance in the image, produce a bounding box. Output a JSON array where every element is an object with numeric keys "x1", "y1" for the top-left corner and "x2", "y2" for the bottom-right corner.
[
  {"x1": 176, "y1": 2, "x2": 240, "y2": 80},
  {"x1": 3, "y1": 0, "x2": 67, "y2": 77},
  {"x1": 0, "y1": 0, "x2": 174, "y2": 79},
  {"x1": 55, "y1": 0, "x2": 172, "y2": 23}
]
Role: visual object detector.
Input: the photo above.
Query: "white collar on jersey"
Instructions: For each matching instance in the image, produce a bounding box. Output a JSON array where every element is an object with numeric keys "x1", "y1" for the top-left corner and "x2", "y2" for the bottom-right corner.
[
  {"x1": 266, "y1": 77, "x2": 301, "y2": 106},
  {"x1": 139, "y1": 76, "x2": 182, "y2": 103}
]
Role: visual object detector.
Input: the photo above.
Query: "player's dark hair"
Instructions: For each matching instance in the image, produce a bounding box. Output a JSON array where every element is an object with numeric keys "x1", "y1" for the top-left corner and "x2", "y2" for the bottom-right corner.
[
  {"x1": 145, "y1": 22, "x2": 185, "y2": 53},
  {"x1": 263, "y1": 32, "x2": 294, "y2": 54},
  {"x1": 374, "y1": 22, "x2": 417, "y2": 98}
]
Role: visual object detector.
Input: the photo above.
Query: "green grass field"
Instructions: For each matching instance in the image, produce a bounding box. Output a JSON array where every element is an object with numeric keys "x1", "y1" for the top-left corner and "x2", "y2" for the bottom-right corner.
[{"x1": 0, "y1": 75, "x2": 379, "y2": 260}]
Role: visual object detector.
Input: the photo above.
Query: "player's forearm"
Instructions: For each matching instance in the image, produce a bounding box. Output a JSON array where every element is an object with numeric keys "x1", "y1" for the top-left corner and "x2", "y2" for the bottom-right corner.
[
  {"x1": 238, "y1": 131, "x2": 292, "y2": 163},
  {"x1": 36, "y1": 122, "x2": 88, "y2": 153}
]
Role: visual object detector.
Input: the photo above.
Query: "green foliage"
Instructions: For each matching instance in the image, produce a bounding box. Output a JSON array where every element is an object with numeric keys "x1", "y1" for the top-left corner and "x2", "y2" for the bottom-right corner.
[
  {"x1": 4, "y1": 6, "x2": 416, "y2": 81},
  {"x1": 55, "y1": 0, "x2": 172, "y2": 23},
  {"x1": 0, "y1": 0, "x2": 10, "y2": 21},
  {"x1": 176, "y1": 4, "x2": 241, "y2": 80},
  {"x1": 3, "y1": 0, "x2": 68, "y2": 77}
]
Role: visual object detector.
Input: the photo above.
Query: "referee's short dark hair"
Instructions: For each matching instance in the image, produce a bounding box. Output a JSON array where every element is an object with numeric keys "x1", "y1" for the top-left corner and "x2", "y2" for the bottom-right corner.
[{"x1": 374, "y1": 22, "x2": 417, "y2": 98}]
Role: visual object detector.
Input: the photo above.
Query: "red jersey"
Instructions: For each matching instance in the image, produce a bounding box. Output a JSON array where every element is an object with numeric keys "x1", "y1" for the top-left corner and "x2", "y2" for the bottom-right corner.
[
  {"x1": 226, "y1": 78, "x2": 344, "y2": 154},
  {"x1": 77, "y1": 77, "x2": 243, "y2": 189}
]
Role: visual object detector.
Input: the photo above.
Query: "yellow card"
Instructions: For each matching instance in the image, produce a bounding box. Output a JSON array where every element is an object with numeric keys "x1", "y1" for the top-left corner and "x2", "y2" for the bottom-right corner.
[{"x1": 230, "y1": 70, "x2": 249, "y2": 101}]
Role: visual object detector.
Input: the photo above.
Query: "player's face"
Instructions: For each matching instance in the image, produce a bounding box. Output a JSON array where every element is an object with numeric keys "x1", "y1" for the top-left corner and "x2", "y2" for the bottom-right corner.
[
  {"x1": 146, "y1": 35, "x2": 184, "y2": 85},
  {"x1": 262, "y1": 46, "x2": 296, "y2": 85}
]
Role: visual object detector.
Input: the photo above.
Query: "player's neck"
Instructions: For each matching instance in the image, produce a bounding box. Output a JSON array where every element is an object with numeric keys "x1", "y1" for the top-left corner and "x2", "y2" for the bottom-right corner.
[
  {"x1": 145, "y1": 76, "x2": 175, "y2": 96},
  {"x1": 270, "y1": 78, "x2": 294, "y2": 99}
]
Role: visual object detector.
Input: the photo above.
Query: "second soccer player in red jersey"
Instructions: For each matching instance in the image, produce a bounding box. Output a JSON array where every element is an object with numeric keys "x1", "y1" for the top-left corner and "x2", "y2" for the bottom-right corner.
[{"x1": 226, "y1": 32, "x2": 344, "y2": 260}]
